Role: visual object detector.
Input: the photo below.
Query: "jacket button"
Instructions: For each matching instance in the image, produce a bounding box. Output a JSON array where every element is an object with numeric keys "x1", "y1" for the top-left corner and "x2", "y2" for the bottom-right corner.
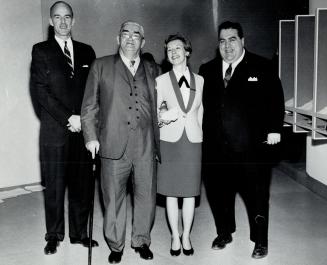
[
  {"x1": 127, "y1": 122, "x2": 130, "y2": 125},
  {"x1": 129, "y1": 107, "x2": 132, "y2": 109}
]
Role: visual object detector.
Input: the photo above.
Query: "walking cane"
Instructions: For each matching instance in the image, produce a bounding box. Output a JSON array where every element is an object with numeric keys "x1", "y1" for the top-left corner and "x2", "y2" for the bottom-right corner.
[{"x1": 88, "y1": 158, "x2": 96, "y2": 265}]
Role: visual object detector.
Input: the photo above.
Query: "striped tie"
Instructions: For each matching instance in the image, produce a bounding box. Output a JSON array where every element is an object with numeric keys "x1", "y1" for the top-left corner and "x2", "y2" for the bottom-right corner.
[
  {"x1": 64, "y1": 41, "x2": 74, "y2": 78},
  {"x1": 224, "y1": 64, "x2": 232, "y2": 88}
]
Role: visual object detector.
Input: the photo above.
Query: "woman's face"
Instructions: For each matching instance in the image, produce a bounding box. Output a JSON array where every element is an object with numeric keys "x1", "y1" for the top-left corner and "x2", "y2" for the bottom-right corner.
[{"x1": 166, "y1": 39, "x2": 189, "y2": 66}]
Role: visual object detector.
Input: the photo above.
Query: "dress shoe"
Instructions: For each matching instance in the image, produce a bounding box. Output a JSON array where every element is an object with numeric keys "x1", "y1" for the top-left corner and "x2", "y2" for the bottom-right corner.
[
  {"x1": 251, "y1": 243, "x2": 268, "y2": 259},
  {"x1": 133, "y1": 244, "x2": 153, "y2": 260},
  {"x1": 70, "y1": 237, "x2": 99, "y2": 247},
  {"x1": 108, "y1": 251, "x2": 123, "y2": 264},
  {"x1": 170, "y1": 248, "x2": 181, "y2": 256},
  {"x1": 211, "y1": 234, "x2": 232, "y2": 250},
  {"x1": 181, "y1": 236, "x2": 194, "y2": 256},
  {"x1": 182, "y1": 247, "x2": 194, "y2": 256},
  {"x1": 170, "y1": 236, "x2": 181, "y2": 256},
  {"x1": 44, "y1": 239, "x2": 59, "y2": 255}
]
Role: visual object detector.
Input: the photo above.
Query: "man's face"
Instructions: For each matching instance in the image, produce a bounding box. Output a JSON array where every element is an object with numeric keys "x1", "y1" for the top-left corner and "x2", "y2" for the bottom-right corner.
[
  {"x1": 219, "y1": 28, "x2": 244, "y2": 63},
  {"x1": 117, "y1": 23, "x2": 145, "y2": 58},
  {"x1": 49, "y1": 3, "x2": 74, "y2": 39}
]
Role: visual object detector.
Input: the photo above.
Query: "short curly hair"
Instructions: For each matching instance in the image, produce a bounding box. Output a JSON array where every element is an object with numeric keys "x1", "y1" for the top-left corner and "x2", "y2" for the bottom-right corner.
[{"x1": 164, "y1": 33, "x2": 192, "y2": 57}]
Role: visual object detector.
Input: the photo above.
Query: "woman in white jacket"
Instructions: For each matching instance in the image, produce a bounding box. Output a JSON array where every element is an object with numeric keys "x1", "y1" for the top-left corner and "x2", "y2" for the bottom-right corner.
[{"x1": 156, "y1": 33, "x2": 204, "y2": 257}]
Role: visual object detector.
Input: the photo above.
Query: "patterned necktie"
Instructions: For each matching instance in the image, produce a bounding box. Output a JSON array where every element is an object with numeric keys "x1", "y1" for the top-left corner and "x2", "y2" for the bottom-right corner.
[
  {"x1": 129, "y1": 60, "x2": 136, "y2": 75},
  {"x1": 224, "y1": 64, "x2": 232, "y2": 87},
  {"x1": 64, "y1": 41, "x2": 74, "y2": 78}
]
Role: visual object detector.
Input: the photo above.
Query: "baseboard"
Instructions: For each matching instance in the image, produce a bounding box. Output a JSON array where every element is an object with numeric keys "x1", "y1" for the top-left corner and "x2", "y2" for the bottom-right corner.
[{"x1": 277, "y1": 161, "x2": 327, "y2": 200}]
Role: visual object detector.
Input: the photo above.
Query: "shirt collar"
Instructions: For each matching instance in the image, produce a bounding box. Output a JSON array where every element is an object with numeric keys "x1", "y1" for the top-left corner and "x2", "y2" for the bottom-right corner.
[
  {"x1": 222, "y1": 48, "x2": 245, "y2": 75},
  {"x1": 173, "y1": 66, "x2": 190, "y2": 82},
  {"x1": 119, "y1": 50, "x2": 140, "y2": 70},
  {"x1": 54, "y1": 36, "x2": 73, "y2": 50}
]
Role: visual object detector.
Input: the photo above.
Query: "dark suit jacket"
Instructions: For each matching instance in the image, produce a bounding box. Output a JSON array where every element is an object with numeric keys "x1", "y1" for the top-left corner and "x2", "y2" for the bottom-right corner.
[
  {"x1": 31, "y1": 38, "x2": 96, "y2": 146},
  {"x1": 199, "y1": 50, "x2": 285, "y2": 162},
  {"x1": 81, "y1": 54, "x2": 161, "y2": 160}
]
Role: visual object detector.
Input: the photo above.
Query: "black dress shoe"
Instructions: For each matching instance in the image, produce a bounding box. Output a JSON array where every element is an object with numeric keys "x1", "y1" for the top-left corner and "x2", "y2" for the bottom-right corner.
[
  {"x1": 108, "y1": 251, "x2": 123, "y2": 264},
  {"x1": 133, "y1": 244, "x2": 153, "y2": 260},
  {"x1": 211, "y1": 234, "x2": 232, "y2": 250},
  {"x1": 44, "y1": 239, "x2": 59, "y2": 255},
  {"x1": 251, "y1": 243, "x2": 268, "y2": 259},
  {"x1": 181, "y1": 236, "x2": 194, "y2": 256},
  {"x1": 182, "y1": 247, "x2": 194, "y2": 256},
  {"x1": 70, "y1": 237, "x2": 99, "y2": 247},
  {"x1": 170, "y1": 248, "x2": 181, "y2": 256}
]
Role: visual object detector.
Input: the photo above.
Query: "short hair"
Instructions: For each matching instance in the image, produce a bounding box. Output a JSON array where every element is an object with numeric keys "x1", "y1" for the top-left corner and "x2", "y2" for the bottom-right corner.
[
  {"x1": 50, "y1": 1, "x2": 74, "y2": 17},
  {"x1": 164, "y1": 33, "x2": 192, "y2": 56},
  {"x1": 218, "y1": 21, "x2": 244, "y2": 39},
  {"x1": 119, "y1": 21, "x2": 144, "y2": 38}
]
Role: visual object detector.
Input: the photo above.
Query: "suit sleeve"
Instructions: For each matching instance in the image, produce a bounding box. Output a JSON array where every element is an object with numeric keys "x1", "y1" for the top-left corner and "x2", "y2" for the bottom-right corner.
[
  {"x1": 31, "y1": 45, "x2": 72, "y2": 126},
  {"x1": 81, "y1": 60, "x2": 100, "y2": 143},
  {"x1": 265, "y1": 62, "x2": 285, "y2": 134},
  {"x1": 197, "y1": 77, "x2": 204, "y2": 128}
]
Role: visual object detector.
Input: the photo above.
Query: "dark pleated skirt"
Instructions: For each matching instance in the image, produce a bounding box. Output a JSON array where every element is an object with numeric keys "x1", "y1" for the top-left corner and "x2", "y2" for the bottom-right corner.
[{"x1": 157, "y1": 130, "x2": 202, "y2": 197}]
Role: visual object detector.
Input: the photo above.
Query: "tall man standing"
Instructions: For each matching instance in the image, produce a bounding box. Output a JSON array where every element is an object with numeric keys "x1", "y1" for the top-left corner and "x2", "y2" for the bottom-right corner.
[
  {"x1": 31, "y1": 1, "x2": 98, "y2": 255},
  {"x1": 199, "y1": 21, "x2": 284, "y2": 259},
  {"x1": 81, "y1": 21, "x2": 160, "y2": 264}
]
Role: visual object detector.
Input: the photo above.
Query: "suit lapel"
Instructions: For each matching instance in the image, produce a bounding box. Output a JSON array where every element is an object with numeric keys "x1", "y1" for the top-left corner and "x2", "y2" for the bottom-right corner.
[
  {"x1": 49, "y1": 38, "x2": 72, "y2": 75},
  {"x1": 185, "y1": 72, "x2": 196, "y2": 113},
  {"x1": 169, "y1": 70, "x2": 187, "y2": 113},
  {"x1": 114, "y1": 54, "x2": 131, "y2": 85},
  {"x1": 168, "y1": 70, "x2": 196, "y2": 113},
  {"x1": 143, "y1": 59, "x2": 156, "y2": 104}
]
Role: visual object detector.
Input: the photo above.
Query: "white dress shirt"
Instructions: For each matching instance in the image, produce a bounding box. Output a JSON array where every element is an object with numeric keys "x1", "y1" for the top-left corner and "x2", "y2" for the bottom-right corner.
[
  {"x1": 119, "y1": 50, "x2": 140, "y2": 76},
  {"x1": 54, "y1": 36, "x2": 74, "y2": 67},
  {"x1": 222, "y1": 48, "x2": 245, "y2": 78},
  {"x1": 173, "y1": 67, "x2": 191, "y2": 108}
]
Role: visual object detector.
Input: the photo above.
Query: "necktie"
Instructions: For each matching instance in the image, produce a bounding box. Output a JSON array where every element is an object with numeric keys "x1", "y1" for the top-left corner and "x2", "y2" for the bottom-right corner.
[
  {"x1": 64, "y1": 41, "x2": 74, "y2": 78},
  {"x1": 129, "y1": 60, "x2": 136, "y2": 75},
  {"x1": 224, "y1": 64, "x2": 232, "y2": 87},
  {"x1": 178, "y1": 75, "x2": 190, "y2": 88}
]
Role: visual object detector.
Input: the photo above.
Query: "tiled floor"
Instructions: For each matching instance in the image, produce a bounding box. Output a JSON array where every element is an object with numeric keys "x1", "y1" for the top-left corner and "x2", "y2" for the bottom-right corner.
[{"x1": 1, "y1": 166, "x2": 327, "y2": 265}]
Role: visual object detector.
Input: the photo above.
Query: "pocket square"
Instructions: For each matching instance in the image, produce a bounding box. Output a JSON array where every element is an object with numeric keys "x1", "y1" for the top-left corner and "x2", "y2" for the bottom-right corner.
[
  {"x1": 248, "y1": 77, "x2": 258, "y2": 81},
  {"x1": 82, "y1": 65, "x2": 89, "y2": 68}
]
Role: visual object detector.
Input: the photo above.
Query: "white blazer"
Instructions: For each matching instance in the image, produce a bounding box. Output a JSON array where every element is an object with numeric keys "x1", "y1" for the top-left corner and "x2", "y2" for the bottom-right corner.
[{"x1": 156, "y1": 70, "x2": 204, "y2": 143}]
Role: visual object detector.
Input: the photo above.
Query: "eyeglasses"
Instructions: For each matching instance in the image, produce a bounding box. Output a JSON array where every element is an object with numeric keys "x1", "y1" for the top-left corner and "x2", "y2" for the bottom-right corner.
[{"x1": 121, "y1": 32, "x2": 142, "y2": 40}]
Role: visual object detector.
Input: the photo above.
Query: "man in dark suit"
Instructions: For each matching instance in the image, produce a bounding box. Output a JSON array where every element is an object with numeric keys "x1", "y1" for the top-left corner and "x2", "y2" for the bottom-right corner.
[
  {"x1": 81, "y1": 21, "x2": 160, "y2": 264},
  {"x1": 199, "y1": 21, "x2": 284, "y2": 259},
  {"x1": 31, "y1": 1, "x2": 98, "y2": 255}
]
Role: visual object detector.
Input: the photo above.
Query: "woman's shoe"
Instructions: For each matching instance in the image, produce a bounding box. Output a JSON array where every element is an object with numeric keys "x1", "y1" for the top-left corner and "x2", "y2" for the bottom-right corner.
[
  {"x1": 170, "y1": 248, "x2": 181, "y2": 256},
  {"x1": 182, "y1": 246, "x2": 194, "y2": 256},
  {"x1": 181, "y1": 236, "x2": 194, "y2": 256},
  {"x1": 170, "y1": 236, "x2": 181, "y2": 256}
]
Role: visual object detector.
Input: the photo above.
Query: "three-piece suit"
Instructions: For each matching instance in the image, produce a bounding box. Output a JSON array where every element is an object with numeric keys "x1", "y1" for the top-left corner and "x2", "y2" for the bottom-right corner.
[{"x1": 81, "y1": 54, "x2": 160, "y2": 251}]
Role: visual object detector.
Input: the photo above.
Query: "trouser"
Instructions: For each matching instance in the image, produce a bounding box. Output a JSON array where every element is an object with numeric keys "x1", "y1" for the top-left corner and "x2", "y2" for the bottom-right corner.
[
  {"x1": 101, "y1": 127, "x2": 156, "y2": 252},
  {"x1": 205, "y1": 150, "x2": 271, "y2": 245},
  {"x1": 41, "y1": 133, "x2": 93, "y2": 241}
]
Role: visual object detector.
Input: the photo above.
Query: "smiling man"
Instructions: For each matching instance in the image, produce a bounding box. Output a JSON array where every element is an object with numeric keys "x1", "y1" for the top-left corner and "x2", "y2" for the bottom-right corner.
[
  {"x1": 31, "y1": 1, "x2": 97, "y2": 255},
  {"x1": 81, "y1": 21, "x2": 161, "y2": 264},
  {"x1": 199, "y1": 21, "x2": 285, "y2": 259}
]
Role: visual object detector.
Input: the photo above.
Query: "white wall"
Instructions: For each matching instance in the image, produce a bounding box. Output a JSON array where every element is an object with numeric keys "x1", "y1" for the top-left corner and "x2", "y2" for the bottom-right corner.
[
  {"x1": 0, "y1": 0, "x2": 43, "y2": 188},
  {"x1": 306, "y1": 0, "x2": 327, "y2": 185}
]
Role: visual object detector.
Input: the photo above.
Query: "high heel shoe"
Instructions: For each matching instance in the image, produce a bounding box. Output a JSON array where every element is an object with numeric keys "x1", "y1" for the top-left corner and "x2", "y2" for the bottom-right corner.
[
  {"x1": 170, "y1": 237, "x2": 181, "y2": 256},
  {"x1": 181, "y1": 235, "x2": 194, "y2": 256},
  {"x1": 170, "y1": 248, "x2": 181, "y2": 256}
]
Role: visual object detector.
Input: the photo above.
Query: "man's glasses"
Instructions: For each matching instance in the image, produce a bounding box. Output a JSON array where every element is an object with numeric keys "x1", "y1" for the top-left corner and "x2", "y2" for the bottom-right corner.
[{"x1": 121, "y1": 32, "x2": 142, "y2": 40}]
